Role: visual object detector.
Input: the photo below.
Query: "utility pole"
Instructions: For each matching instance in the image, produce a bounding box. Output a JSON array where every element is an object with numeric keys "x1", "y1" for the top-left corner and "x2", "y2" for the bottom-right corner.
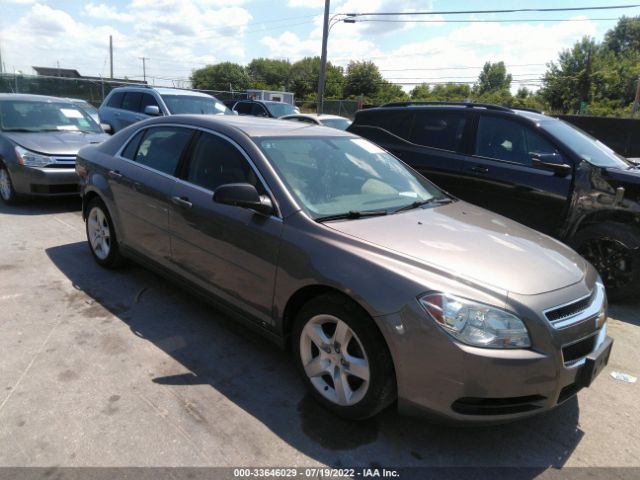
[
  {"x1": 316, "y1": 0, "x2": 330, "y2": 114},
  {"x1": 109, "y1": 35, "x2": 113, "y2": 79},
  {"x1": 139, "y1": 57, "x2": 149, "y2": 83},
  {"x1": 632, "y1": 77, "x2": 640, "y2": 117}
]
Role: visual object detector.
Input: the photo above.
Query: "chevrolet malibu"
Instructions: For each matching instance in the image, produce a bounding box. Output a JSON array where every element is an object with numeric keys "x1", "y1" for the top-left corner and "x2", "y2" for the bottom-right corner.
[{"x1": 76, "y1": 115, "x2": 613, "y2": 422}]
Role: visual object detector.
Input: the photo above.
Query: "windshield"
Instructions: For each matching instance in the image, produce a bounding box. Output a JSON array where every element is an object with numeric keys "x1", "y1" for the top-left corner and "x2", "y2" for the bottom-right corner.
[
  {"x1": 161, "y1": 95, "x2": 232, "y2": 115},
  {"x1": 541, "y1": 119, "x2": 630, "y2": 169},
  {"x1": 320, "y1": 118, "x2": 352, "y2": 130},
  {"x1": 264, "y1": 102, "x2": 296, "y2": 117},
  {"x1": 0, "y1": 100, "x2": 102, "y2": 133},
  {"x1": 259, "y1": 136, "x2": 445, "y2": 219}
]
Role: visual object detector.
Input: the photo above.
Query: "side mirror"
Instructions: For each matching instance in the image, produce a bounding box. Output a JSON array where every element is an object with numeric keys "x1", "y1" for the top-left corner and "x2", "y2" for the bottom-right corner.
[
  {"x1": 144, "y1": 105, "x2": 161, "y2": 116},
  {"x1": 100, "y1": 123, "x2": 113, "y2": 134},
  {"x1": 213, "y1": 183, "x2": 273, "y2": 215},
  {"x1": 531, "y1": 152, "x2": 571, "y2": 175}
]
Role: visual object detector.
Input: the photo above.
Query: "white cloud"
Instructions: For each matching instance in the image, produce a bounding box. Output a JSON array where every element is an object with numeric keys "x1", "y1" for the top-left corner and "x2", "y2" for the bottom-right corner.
[{"x1": 84, "y1": 3, "x2": 133, "y2": 23}]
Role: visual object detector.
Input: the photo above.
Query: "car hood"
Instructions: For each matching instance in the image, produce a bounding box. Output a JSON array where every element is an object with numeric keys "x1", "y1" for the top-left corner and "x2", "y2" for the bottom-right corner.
[
  {"x1": 326, "y1": 201, "x2": 586, "y2": 296},
  {"x1": 3, "y1": 131, "x2": 108, "y2": 156}
]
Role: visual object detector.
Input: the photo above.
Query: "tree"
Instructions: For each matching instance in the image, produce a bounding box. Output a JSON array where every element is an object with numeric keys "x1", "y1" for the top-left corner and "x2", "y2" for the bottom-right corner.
[
  {"x1": 603, "y1": 16, "x2": 640, "y2": 55},
  {"x1": 541, "y1": 37, "x2": 598, "y2": 113},
  {"x1": 344, "y1": 61, "x2": 383, "y2": 98},
  {"x1": 474, "y1": 61, "x2": 512, "y2": 96},
  {"x1": 410, "y1": 83, "x2": 430, "y2": 99},
  {"x1": 288, "y1": 56, "x2": 344, "y2": 100},
  {"x1": 246, "y1": 58, "x2": 291, "y2": 90},
  {"x1": 191, "y1": 62, "x2": 250, "y2": 91},
  {"x1": 375, "y1": 81, "x2": 408, "y2": 104}
]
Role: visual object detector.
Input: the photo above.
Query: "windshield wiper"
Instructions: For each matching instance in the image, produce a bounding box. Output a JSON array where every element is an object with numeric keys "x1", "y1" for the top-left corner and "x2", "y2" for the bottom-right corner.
[
  {"x1": 394, "y1": 196, "x2": 454, "y2": 213},
  {"x1": 2, "y1": 128, "x2": 38, "y2": 132},
  {"x1": 315, "y1": 209, "x2": 388, "y2": 223}
]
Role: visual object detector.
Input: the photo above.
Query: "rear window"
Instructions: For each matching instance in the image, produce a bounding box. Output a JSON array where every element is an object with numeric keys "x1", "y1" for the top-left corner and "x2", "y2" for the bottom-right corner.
[{"x1": 409, "y1": 110, "x2": 468, "y2": 152}]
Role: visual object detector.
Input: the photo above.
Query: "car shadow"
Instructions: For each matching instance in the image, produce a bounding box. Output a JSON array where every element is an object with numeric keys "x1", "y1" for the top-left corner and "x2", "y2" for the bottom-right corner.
[
  {"x1": 46, "y1": 241, "x2": 583, "y2": 474},
  {"x1": 0, "y1": 196, "x2": 81, "y2": 216}
]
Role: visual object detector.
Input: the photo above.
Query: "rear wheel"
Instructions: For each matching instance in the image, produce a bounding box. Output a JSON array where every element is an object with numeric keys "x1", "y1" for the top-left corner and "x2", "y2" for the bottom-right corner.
[
  {"x1": 0, "y1": 165, "x2": 18, "y2": 205},
  {"x1": 86, "y1": 197, "x2": 125, "y2": 268},
  {"x1": 292, "y1": 293, "x2": 396, "y2": 420},
  {"x1": 571, "y1": 222, "x2": 640, "y2": 301}
]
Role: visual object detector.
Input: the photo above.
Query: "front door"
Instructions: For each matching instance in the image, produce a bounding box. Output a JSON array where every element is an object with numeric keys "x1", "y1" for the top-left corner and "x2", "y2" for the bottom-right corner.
[{"x1": 169, "y1": 131, "x2": 282, "y2": 325}]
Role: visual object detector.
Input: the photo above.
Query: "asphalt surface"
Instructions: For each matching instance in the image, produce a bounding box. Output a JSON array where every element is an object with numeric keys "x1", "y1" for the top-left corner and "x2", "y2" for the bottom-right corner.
[{"x1": 0, "y1": 197, "x2": 638, "y2": 472}]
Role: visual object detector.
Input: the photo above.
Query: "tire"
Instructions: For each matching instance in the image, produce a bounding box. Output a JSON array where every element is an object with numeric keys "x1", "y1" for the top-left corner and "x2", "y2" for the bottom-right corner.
[
  {"x1": 85, "y1": 197, "x2": 126, "y2": 268},
  {"x1": 0, "y1": 164, "x2": 19, "y2": 205},
  {"x1": 292, "y1": 293, "x2": 396, "y2": 420},
  {"x1": 570, "y1": 222, "x2": 640, "y2": 301}
]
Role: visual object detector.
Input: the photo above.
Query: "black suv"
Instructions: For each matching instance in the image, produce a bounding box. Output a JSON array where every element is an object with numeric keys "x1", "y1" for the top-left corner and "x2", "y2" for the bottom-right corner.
[{"x1": 348, "y1": 102, "x2": 640, "y2": 300}]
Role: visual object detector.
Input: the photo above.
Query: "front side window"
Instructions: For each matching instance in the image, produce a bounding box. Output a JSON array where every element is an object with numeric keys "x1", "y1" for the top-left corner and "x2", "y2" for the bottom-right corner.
[
  {"x1": 251, "y1": 104, "x2": 269, "y2": 117},
  {"x1": 132, "y1": 127, "x2": 193, "y2": 175},
  {"x1": 186, "y1": 132, "x2": 261, "y2": 192},
  {"x1": 234, "y1": 102, "x2": 252, "y2": 115},
  {"x1": 0, "y1": 100, "x2": 102, "y2": 133},
  {"x1": 259, "y1": 136, "x2": 444, "y2": 218},
  {"x1": 410, "y1": 110, "x2": 467, "y2": 151},
  {"x1": 140, "y1": 94, "x2": 160, "y2": 113},
  {"x1": 121, "y1": 92, "x2": 142, "y2": 112}
]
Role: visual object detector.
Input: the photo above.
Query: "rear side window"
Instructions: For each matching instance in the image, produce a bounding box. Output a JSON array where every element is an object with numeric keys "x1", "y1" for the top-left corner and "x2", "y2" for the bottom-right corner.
[
  {"x1": 186, "y1": 132, "x2": 262, "y2": 193},
  {"x1": 121, "y1": 130, "x2": 145, "y2": 160},
  {"x1": 409, "y1": 110, "x2": 467, "y2": 151},
  {"x1": 107, "y1": 92, "x2": 124, "y2": 108},
  {"x1": 121, "y1": 92, "x2": 142, "y2": 112},
  {"x1": 132, "y1": 127, "x2": 193, "y2": 175},
  {"x1": 360, "y1": 110, "x2": 414, "y2": 140}
]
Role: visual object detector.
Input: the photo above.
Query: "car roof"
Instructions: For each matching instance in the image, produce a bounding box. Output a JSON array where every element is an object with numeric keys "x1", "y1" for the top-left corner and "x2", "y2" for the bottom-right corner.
[
  {"x1": 0, "y1": 93, "x2": 75, "y2": 103},
  {"x1": 143, "y1": 114, "x2": 356, "y2": 138},
  {"x1": 109, "y1": 86, "x2": 214, "y2": 98}
]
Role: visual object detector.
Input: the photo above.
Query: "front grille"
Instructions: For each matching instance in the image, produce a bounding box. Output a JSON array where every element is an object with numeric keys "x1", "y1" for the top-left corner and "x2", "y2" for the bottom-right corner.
[
  {"x1": 562, "y1": 334, "x2": 597, "y2": 365},
  {"x1": 545, "y1": 293, "x2": 592, "y2": 323},
  {"x1": 451, "y1": 395, "x2": 546, "y2": 416}
]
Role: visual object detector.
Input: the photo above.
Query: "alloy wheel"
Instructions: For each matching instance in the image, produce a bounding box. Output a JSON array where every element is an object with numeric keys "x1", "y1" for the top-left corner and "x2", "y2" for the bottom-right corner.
[
  {"x1": 299, "y1": 314, "x2": 370, "y2": 406},
  {"x1": 0, "y1": 168, "x2": 12, "y2": 201},
  {"x1": 87, "y1": 206, "x2": 111, "y2": 260}
]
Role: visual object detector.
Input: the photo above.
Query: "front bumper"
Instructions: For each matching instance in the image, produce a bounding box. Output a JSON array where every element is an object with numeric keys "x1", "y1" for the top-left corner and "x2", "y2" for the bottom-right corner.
[
  {"x1": 377, "y1": 288, "x2": 612, "y2": 424},
  {"x1": 8, "y1": 163, "x2": 79, "y2": 196}
]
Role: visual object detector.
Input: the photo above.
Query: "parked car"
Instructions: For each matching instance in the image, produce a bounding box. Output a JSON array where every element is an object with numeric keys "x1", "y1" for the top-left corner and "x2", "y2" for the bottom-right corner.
[
  {"x1": 229, "y1": 99, "x2": 298, "y2": 118},
  {"x1": 348, "y1": 102, "x2": 640, "y2": 300},
  {"x1": 67, "y1": 98, "x2": 100, "y2": 125},
  {"x1": 77, "y1": 114, "x2": 612, "y2": 422},
  {"x1": 0, "y1": 93, "x2": 109, "y2": 204},
  {"x1": 280, "y1": 113, "x2": 352, "y2": 130},
  {"x1": 98, "y1": 86, "x2": 232, "y2": 134}
]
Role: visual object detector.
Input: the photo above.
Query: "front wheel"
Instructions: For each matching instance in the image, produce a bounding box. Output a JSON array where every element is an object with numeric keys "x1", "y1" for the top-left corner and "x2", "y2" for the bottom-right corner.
[
  {"x1": 292, "y1": 294, "x2": 396, "y2": 420},
  {"x1": 85, "y1": 198, "x2": 125, "y2": 268},
  {"x1": 0, "y1": 165, "x2": 18, "y2": 205},
  {"x1": 570, "y1": 222, "x2": 640, "y2": 301}
]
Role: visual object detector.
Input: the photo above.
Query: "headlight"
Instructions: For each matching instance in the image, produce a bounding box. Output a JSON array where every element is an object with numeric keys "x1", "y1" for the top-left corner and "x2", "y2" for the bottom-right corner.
[
  {"x1": 15, "y1": 146, "x2": 53, "y2": 167},
  {"x1": 419, "y1": 293, "x2": 531, "y2": 349}
]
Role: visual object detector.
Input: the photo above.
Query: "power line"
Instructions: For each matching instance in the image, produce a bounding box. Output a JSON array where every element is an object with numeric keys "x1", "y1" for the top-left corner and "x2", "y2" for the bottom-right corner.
[
  {"x1": 355, "y1": 16, "x2": 629, "y2": 24},
  {"x1": 344, "y1": 4, "x2": 640, "y2": 17},
  {"x1": 379, "y1": 64, "x2": 548, "y2": 72}
]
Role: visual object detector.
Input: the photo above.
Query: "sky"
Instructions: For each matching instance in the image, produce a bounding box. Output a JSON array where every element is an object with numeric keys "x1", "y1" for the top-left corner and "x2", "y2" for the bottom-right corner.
[{"x1": 0, "y1": 0, "x2": 639, "y2": 92}]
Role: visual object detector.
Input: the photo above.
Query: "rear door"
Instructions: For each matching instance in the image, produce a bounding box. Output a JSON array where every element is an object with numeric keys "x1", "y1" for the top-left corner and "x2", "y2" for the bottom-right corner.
[
  {"x1": 107, "y1": 126, "x2": 194, "y2": 266},
  {"x1": 458, "y1": 113, "x2": 573, "y2": 234},
  {"x1": 169, "y1": 131, "x2": 282, "y2": 325}
]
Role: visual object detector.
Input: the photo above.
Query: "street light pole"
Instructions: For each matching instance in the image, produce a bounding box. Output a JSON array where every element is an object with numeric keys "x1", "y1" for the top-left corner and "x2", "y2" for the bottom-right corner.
[{"x1": 317, "y1": 0, "x2": 331, "y2": 115}]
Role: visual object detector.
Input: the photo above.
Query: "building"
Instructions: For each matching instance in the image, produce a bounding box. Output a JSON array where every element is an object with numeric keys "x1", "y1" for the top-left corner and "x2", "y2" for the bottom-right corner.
[
  {"x1": 246, "y1": 89, "x2": 294, "y2": 105},
  {"x1": 32, "y1": 66, "x2": 146, "y2": 84}
]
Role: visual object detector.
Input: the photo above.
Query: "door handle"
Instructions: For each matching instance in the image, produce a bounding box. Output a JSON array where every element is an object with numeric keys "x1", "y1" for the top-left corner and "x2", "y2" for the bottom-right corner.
[
  {"x1": 171, "y1": 196, "x2": 193, "y2": 208},
  {"x1": 108, "y1": 170, "x2": 123, "y2": 179},
  {"x1": 470, "y1": 166, "x2": 489, "y2": 174}
]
